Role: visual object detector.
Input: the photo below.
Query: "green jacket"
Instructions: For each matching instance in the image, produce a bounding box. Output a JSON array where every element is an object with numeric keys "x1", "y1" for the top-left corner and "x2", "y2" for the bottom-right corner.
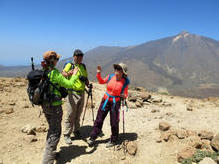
[
  {"x1": 47, "y1": 68, "x2": 79, "y2": 106},
  {"x1": 63, "y1": 62, "x2": 88, "y2": 93}
]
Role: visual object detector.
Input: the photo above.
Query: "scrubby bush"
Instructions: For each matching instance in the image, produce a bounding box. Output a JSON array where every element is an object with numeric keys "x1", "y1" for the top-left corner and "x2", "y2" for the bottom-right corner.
[{"x1": 181, "y1": 150, "x2": 219, "y2": 164}]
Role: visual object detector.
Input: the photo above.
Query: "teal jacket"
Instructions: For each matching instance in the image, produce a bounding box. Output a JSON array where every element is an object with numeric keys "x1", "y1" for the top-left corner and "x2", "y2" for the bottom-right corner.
[{"x1": 47, "y1": 68, "x2": 79, "y2": 106}]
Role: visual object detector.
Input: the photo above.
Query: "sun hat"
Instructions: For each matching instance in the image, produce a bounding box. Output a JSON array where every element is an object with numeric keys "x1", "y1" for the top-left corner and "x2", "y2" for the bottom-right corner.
[{"x1": 113, "y1": 62, "x2": 128, "y2": 75}]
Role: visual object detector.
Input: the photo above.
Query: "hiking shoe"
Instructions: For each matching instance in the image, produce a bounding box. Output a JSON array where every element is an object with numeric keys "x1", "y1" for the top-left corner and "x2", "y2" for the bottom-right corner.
[
  {"x1": 64, "y1": 135, "x2": 72, "y2": 145},
  {"x1": 106, "y1": 141, "x2": 116, "y2": 148},
  {"x1": 98, "y1": 131, "x2": 104, "y2": 138},
  {"x1": 54, "y1": 152, "x2": 60, "y2": 160},
  {"x1": 87, "y1": 138, "x2": 95, "y2": 147},
  {"x1": 73, "y1": 130, "x2": 82, "y2": 139}
]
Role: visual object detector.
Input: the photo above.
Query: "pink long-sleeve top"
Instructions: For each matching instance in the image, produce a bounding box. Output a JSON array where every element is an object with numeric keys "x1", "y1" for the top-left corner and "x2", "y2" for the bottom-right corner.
[{"x1": 96, "y1": 72, "x2": 128, "y2": 102}]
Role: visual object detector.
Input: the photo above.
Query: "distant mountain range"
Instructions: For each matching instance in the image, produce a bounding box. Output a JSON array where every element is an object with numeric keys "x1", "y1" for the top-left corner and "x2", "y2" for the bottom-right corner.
[{"x1": 1, "y1": 31, "x2": 219, "y2": 98}]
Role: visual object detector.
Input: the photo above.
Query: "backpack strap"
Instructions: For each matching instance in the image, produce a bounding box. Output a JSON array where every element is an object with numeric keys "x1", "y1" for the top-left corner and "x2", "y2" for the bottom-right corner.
[
  {"x1": 121, "y1": 77, "x2": 130, "y2": 94},
  {"x1": 81, "y1": 63, "x2": 86, "y2": 70},
  {"x1": 107, "y1": 73, "x2": 115, "y2": 83},
  {"x1": 63, "y1": 61, "x2": 74, "y2": 70}
]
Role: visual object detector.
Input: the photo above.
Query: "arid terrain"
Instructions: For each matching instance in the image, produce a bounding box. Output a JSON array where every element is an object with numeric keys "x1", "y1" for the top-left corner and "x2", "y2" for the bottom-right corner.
[{"x1": 1, "y1": 77, "x2": 219, "y2": 164}]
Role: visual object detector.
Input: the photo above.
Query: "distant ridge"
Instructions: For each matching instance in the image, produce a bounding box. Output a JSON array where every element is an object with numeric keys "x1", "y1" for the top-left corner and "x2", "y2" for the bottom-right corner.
[{"x1": 1, "y1": 31, "x2": 219, "y2": 98}]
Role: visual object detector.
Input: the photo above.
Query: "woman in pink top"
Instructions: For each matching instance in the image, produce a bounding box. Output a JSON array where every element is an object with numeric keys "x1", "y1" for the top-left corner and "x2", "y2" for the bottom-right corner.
[{"x1": 87, "y1": 63, "x2": 130, "y2": 148}]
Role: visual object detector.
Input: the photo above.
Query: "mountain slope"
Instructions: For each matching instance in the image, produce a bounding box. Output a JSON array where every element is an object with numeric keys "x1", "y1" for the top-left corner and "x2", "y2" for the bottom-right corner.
[
  {"x1": 1, "y1": 31, "x2": 219, "y2": 97},
  {"x1": 83, "y1": 31, "x2": 219, "y2": 97}
]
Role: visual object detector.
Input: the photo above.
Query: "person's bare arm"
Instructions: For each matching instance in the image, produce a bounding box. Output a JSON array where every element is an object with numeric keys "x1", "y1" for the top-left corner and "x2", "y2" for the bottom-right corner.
[{"x1": 62, "y1": 70, "x2": 69, "y2": 78}]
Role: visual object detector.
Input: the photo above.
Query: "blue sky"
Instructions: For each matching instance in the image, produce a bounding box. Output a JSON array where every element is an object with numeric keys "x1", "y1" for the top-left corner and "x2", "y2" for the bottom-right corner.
[{"x1": 0, "y1": 0, "x2": 219, "y2": 66}]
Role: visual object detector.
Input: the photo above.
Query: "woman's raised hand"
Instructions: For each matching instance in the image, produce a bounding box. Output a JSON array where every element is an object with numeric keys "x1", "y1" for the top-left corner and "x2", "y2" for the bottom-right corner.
[{"x1": 97, "y1": 65, "x2": 102, "y2": 73}]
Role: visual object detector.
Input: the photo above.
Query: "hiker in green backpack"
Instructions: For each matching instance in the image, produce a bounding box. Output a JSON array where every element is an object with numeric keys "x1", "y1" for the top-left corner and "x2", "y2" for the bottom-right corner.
[
  {"x1": 41, "y1": 51, "x2": 80, "y2": 164},
  {"x1": 62, "y1": 49, "x2": 89, "y2": 145}
]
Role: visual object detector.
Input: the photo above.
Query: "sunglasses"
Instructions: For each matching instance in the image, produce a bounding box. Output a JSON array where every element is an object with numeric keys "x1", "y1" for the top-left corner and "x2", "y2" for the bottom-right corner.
[
  {"x1": 50, "y1": 55, "x2": 59, "y2": 61},
  {"x1": 115, "y1": 66, "x2": 122, "y2": 71},
  {"x1": 74, "y1": 54, "x2": 83, "y2": 57}
]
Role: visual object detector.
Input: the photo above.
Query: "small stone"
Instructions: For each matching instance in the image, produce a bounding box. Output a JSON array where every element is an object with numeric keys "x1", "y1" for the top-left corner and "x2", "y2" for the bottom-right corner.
[
  {"x1": 121, "y1": 156, "x2": 126, "y2": 160},
  {"x1": 127, "y1": 141, "x2": 137, "y2": 155},
  {"x1": 211, "y1": 133, "x2": 219, "y2": 151},
  {"x1": 152, "y1": 98, "x2": 162, "y2": 103},
  {"x1": 159, "y1": 121, "x2": 171, "y2": 131},
  {"x1": 5, "y1": 108, "x2": 14, "y2": 114},
  {"x1": 21, "y1": 124, "x2": 36, "y2": 135},
  {"x1": 0, "y1": 110, "x2": 5, "y2": 114},
  {"x1": 151, "y1": 109, "x2": 160, "y2": 113},
  {"x1": 135, "y1": 101, "x2": 143, "y2": 108},
  {"x1": 35, "y1": 126, "x2": 47, "y2": 133},
  {"x1": 8, "y1": 102, "x2": 16, "y2": 106},
  {"x1": 23, "y1": 105, "x2": 29, "y2": 108},
  {"x1": 176, "y1": 129, "x2": 187, "y2": 139},
  {"x1": 187, "y1": 105, "x2": 193, "y2": 111},
  {"x1": 25, "y1": 135, "x2": 38, "y2": 143}
]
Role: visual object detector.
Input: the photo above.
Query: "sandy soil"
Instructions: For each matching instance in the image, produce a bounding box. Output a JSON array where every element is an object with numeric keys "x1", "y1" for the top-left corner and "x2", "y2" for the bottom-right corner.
[{"x1": 0, "y1": 77, "x2": 219, "y2": 164}]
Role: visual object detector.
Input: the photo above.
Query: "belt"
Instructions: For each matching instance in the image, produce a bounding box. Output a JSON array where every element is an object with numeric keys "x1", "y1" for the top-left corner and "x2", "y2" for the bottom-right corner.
[{"x1": 102, "y1": 92, "x2": 120, "y2": 111}]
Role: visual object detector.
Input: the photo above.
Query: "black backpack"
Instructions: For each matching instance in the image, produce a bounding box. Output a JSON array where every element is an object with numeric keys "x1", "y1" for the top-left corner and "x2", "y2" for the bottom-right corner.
[{"x1": 27, "y1": 69, "x2": 68, "y2": 106}]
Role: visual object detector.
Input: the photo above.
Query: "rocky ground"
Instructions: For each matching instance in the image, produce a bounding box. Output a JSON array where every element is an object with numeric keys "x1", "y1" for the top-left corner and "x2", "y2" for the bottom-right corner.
[{"x1": 0, "y1": 77, "x2": 219, "y2": 164}]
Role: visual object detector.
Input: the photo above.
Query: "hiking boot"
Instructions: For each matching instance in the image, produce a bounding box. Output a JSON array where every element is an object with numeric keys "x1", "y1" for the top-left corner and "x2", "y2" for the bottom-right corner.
[
  {"x1": 64, "y1": 135, "x2": 72, "y2": 145},
  {"x1": 106, "y1": 141, "x2": 116, "y2": 148},
  {"x1": 98, "y1": 131, "x2": 104, "y2": 138},
  {"x1": 54, "y1": 152, "x2": 60, "y2": 160},
  {"x1": 87, "y1": 138, "x2": 95, "y2": 147},
  {"x1": 73, "y1": 130, "x2": 82, "y2": 139}
]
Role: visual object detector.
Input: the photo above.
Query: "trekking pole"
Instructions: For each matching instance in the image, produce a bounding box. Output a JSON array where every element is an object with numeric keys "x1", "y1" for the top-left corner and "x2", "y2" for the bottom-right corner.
[
  {"x1": 89, "y1": 84, "x2": 95, "y2": 124},
  {"x1": 121, "y1": 99, "x2": 125, "y2": 135},
  {"x1": 81, "y1": 84, "x2": 94, "y2": 126},
  {"x1": 31, "y1": 57, "x2": 35, "y2": 71},
  {"x1": 121, "y1": 98, "x2": 127, "y2": 155},
  {"x1": 81, "y1": 92, "x2": 90, "y2": 126}
]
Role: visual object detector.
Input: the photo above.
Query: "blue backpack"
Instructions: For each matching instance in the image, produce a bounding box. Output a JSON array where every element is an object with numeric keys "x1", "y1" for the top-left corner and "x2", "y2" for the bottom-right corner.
[
  {"x1": 63, "y1": 61, "x2": 86, "y2": 71},
  {"x1": 63, "y1": 61, "x2": 74, "y2": 70}
]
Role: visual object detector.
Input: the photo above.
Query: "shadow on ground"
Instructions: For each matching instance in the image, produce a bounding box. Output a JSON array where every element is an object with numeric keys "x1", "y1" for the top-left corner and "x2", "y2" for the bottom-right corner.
[
  {"x1": 56, "y1": 125, "x2": 137, "y2": 163},
  {"x1": 70, "y1": 125, "x2": 93, "y2": 140},
  {"x1": 56, "y1": 144, "x2": 97, "y2": 164}
]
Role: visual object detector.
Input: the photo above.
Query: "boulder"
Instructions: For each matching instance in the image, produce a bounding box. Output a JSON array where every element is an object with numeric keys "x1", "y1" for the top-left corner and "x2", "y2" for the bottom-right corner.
[
  {"x1": 199, "y1": 157, "x2": 216, "y2": 164},
  {"x1": 211, "y1": 133, "x2": 219, "y2": 151},
  {"x1": 186, "y1": 130, "x2": 198, "y2": 137},
  {"x1": 176, "y1": 129, "x2": 187, "y2": 139},
  {"x1": 201, "y1": 139, "x2": 213, "y2": 152},
  {"x1": 139, "y1": 92, "x2": 151, "y2": 102},
  {"x1": 135, "y1": 101, "x2": 143, "y2": 108},
  {"x1": 198, "y1": 130, "x2": 214, "y2": 140},
  {"x1": 127, "y1": 102, "x2": 137, "y2": 109},
  {"x1": 187, "y1": 136, "x2": 202, "y2": 149},
  {"x1": 177, "y1": 146, "x2": 196, "y2": 162}
]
